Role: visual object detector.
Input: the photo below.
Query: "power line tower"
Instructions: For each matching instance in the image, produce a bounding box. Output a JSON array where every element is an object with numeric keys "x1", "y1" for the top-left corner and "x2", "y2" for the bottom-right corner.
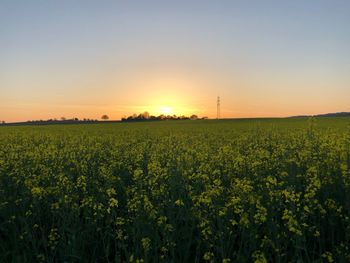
[{"x1": 217, "y1": 96, "x2": 221, "y2": 119}]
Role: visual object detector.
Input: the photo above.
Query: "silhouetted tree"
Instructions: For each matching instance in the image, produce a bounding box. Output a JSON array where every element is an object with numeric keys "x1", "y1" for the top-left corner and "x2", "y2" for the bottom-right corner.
[
  {"x1": 121, "y1": 112, "x2": 202, "y2": 122},
  {"x1": 101, "y1": 115, "x2": 109, "y2": 120},
  {"x1": 143, "y1": 112, "x2": 150, "y2": 119}
]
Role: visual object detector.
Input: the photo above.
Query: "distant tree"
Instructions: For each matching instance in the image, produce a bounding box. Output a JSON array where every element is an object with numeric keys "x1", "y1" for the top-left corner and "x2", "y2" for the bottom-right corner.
[
  {"x1": 190, "y1": 114, "x2": 198, "y2": 120},
  {"x1": 143, "y1": 112, "x2": 150, "y2": 119},
  {"x1": 61, "y1": 117, "x2": 66, "y2": 121},
  {"x1": 101, "y1": 115, "x2": 109, "y2": 120}
]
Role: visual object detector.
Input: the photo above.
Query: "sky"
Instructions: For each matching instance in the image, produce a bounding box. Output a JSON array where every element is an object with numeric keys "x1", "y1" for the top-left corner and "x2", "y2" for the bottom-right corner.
[{"x1": 1, "y1": 0, "x2": 350, "y2": 122}]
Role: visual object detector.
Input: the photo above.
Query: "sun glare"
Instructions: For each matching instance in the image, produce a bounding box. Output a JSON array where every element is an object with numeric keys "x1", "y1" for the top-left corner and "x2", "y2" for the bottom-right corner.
[{"x1": 159, "y1": 106, "x2": 174, "y2": 116}]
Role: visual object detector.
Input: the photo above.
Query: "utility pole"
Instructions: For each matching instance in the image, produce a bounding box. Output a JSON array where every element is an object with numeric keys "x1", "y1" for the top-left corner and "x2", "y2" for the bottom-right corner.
[{"x1": 217, "y1": 96, "x2": 221, "y2": 119}]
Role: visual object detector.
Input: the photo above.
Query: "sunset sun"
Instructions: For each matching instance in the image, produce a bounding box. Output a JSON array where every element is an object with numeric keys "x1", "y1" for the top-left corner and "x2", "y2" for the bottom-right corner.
[{"x1": 159, "y1": 106, "x2": 174, "y2": 116}]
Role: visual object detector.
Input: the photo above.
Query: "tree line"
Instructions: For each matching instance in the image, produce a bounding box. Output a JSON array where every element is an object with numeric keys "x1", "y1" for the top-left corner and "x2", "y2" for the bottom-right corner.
[
  {"x1": 121, "y1": 112, "x2": 207, "y2": 122},
  {"x1": 0, "y1": 113, "x2": 208, "y2": 125}
]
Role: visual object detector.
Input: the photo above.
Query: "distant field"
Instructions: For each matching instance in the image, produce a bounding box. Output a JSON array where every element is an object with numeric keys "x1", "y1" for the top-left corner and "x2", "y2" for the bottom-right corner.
[{"x1": 1, "y1": 118, "x2": 350, "y2": 262}]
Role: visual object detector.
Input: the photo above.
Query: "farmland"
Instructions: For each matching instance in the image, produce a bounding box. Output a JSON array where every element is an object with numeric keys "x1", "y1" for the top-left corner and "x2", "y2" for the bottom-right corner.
[{"x1": 1, "y1": 118, "x2": 350, "y2": 262}]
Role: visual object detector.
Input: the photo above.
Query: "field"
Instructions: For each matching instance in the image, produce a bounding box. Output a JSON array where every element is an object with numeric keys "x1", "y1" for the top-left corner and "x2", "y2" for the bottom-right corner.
[{"x1": 1, "y1": 118, "x2": 350, "y2": 262}]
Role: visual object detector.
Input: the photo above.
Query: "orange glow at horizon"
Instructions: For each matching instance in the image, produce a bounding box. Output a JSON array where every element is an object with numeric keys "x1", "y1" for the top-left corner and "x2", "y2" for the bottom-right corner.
[
  {"x1": 1, "y1": 70, "x2": 349, "y2": 123},
  {"x1": 113, "y1": 73, "x2": 203, "y2": 118}
]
